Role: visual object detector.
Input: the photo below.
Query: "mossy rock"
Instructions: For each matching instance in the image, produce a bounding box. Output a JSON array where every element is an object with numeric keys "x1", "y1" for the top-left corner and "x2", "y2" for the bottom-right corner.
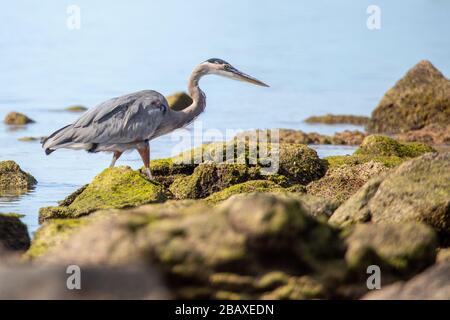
[
  {"x1": 169, "y1": 163, "x2": 260, "y2": 199},
  {"x1": 37, "y1": 193, "x2": 346, "y2": 299},
  {"x1": 0, "y1": 161, "x2": 37, "y2": 195},
  {"x1": 0, "y1": 213, "x2": 30, "y2": 251},
  {"x1": 3, "y1": 112, "x2": 35, "y2": 125},
  {"x1": 205, "y1": 180, "x2": 285, "y2": 203},
  {"x1": 166, "y1": 92, "x2": 192, "y2": 111},
  {"x1": 304, "y1": 114, "x2": 370, "y2": 126},
  {"x1": 307, "y1": 161, "x2": 389, "y2": 203},
  {"x1": 65, "y1": 105, "x2": 87, "y2": 112},
  {"x1": 355, "y1": 135, "x2": 435, "y2": 158},
  {"x1": 345, "y1": 222, "x2": 437, "y2": 276},
  {"x1": 279, "y1": 143, "x2": 326, "y2": 184},
  {"x1": 330, "y1": 152, "x2": 450, "y2": 242},
  {"x1": 39, "y1": 166, "x2": 166, "y2": 222},
  {"x1": 26, "y1": 218, "x2": 88, "y2": 258},
  {"x1": 367, "y1": 60, "x2": 450, "y2": 134}
]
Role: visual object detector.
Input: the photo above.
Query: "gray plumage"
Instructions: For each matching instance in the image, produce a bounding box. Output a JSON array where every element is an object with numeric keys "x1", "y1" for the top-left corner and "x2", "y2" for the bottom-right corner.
[{"x1": 43, "y1": 59, "x2": 268, "y2": 178}]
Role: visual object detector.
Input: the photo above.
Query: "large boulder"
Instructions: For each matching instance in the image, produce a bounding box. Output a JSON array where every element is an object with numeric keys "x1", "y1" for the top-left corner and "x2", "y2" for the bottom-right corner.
[
  {"x1": 0, "y1": 161, "x2": 37, "y2": 196},
  {"x1": 0, "y1": 213, "x2": 30, "y2": 251},
  {"x1": 362, "y1": 261, "x2": 450, "y2": 300},
  {"x1": 345, "y1": 222, "x2": 437, "y2": 275},
  {"x1": 39, "y1": 166, "x2": 166, "y2": 222},
  {"x1": 33, "y1": 193, "x2": 346, "y2": 299},
  {"x1": 3, "y1": 111, "x2": 34, "y2": 125},
  {"x1": 330, "y1": 152, "x2": 450, "y2": 241},
  {"x1": 367, "y1": 60, "x2": 450, "y2": 134}
]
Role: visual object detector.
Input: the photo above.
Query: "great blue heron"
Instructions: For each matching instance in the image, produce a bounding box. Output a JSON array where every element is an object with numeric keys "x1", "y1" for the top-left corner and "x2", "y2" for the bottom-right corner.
[{"x1": 42, "y1": 58, "x2": 269, "y2": 178}]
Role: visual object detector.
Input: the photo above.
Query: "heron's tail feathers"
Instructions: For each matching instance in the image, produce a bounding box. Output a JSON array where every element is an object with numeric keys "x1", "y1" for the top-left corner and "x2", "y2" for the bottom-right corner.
[{"x1": 42, "y1": 124, "x2": 86, "y2": 155}]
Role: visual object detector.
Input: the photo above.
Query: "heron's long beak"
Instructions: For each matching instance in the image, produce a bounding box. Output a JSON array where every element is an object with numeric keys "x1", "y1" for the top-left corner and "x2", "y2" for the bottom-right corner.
[{"x1": 224, "y1": 67, "x2": 270, "y2": 87}]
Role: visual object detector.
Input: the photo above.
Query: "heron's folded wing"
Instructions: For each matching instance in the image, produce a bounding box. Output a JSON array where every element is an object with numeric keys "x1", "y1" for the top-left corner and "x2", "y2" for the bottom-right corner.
[{"x1": 71, "y1": 90, "x2": 168, "y2": 144}]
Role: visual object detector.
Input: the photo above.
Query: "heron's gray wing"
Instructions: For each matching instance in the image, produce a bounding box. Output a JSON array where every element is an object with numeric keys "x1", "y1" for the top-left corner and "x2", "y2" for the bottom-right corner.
[{"x1": 72, "y1": 90, "x2": 169, "y2": 144}]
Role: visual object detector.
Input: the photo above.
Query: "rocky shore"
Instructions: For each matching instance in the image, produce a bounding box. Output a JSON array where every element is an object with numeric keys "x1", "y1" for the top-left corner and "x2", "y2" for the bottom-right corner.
[{"x1": 0, "y1": 60, "x2": 449, "y2": 299}]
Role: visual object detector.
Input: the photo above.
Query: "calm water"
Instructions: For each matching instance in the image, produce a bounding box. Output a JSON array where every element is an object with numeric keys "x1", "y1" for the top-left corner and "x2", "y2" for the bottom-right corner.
[{"x1": 1, "y1": 1, "x2": 449, "y2": 234}]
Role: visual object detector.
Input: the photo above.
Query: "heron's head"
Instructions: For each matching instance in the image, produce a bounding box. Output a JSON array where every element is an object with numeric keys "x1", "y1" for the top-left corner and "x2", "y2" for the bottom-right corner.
[{"x1": 202, "y1": 58, "x2": 269, "y2": 87}]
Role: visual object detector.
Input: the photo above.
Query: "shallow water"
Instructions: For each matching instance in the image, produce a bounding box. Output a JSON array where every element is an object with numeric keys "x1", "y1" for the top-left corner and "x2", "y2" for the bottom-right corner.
[{"x1": 1, "y1": 1, "x2": 449, "y2": 234}]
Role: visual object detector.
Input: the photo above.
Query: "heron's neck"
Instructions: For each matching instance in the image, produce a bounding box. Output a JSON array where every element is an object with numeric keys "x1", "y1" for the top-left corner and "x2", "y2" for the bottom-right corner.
[{"x1": 178, "y1": 64, "x2": 207, "y2": 125}]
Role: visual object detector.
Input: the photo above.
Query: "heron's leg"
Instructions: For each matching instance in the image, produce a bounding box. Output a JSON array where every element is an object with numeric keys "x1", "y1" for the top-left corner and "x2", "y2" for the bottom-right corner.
[
  {"x1": 109, "y1": 151, "x2": 123, "y2": 168},
  {"x1": 137, "y1": 143, "x2": 153, "y2": 179}
]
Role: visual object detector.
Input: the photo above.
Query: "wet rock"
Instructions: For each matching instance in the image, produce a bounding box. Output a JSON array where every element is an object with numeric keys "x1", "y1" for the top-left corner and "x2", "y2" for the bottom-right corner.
[
  {"x1": 330, "y1": 152, "x2": 450, "y2": 241},
  {"x1": 3, "y1": 111, "x2": 35, "y2": 125},
  {"x1": 304, "y1": 114, "x2": 370, "y2": 126},
  {"x1": 65, "y1": 105, "x2": 87, "y2": 112},
  {"x1": 0, "y1": 264, "x2": 169, "y2": 299},
  {"x1": 0, "y1": 213, "x2": 30, "y2": 251},
  {"x1": 166, "y1": 92, "x2": 192, "y2": 111},
  {"x1": 307, "y1": 161, "x2": 389, "y2": 203},
  {"x1": 35, "y1": 193, "x2": 346, "y2": 299},
  {"x1": 367, "y1": 60, "x2": 450, "y2": 134},
  {"x1": 39, "y1": 166, "x2": 166, "y2": 222},
  {"x1": 345, "y1": 222, "x2": 437, "y2": 275},
  {"x1": 0, "y1": 160, "x2": 37, "y2": 195},
  {"x1": 362, "y1": 261, "x2": 450, "y2": 300}
]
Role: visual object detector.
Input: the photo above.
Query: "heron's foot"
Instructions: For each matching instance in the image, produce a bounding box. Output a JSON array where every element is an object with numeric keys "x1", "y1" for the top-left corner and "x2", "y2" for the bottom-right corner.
[{"x1": 145, "y1": 167, "x2": 153, "y2": 180}]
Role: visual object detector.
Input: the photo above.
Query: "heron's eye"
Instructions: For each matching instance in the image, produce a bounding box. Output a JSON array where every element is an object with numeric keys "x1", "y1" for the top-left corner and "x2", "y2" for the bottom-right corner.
[{"x1": 224, "y1": 64, "x2": 231, "y2": 70}]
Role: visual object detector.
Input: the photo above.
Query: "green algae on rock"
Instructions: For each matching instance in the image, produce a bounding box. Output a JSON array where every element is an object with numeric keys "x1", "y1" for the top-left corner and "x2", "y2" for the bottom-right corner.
[
  {"x1": 330, "y1": 152, "x2": 450, "y2": 241},
  {"x1": 345, "y1": 222, "x2": 437, "y2": 275},
  {"x1": 278, "y1": 143, "x2": 326, "y2": 184},
  {"x1": 304, "y1": 114, "x2": 370, "y2": 126},
  {"x1": 205, "y1": 180, "x2": 285, "y2": 203},
  {"x1": 39, "y1": 166, "x2": 166, "y2": 222},
  {"x1": 3, "y1": 111, "x2": 35, "y2": 125},
  {"x1": 0, "y1": 213, "x2": 30, "y2": 251},
  {"x1": 323, "y1": 135, "x2": 435, "y2": 170},
  {"x1": 26, "y1": 218, "x2": 88, "y2": 258},
  {"x1": 0, "y1": 160, "x2": 37, "y2": 195},
  {"x1": 166, "y1": 91, "x2": 193, "y2": 111},
  {"x1": 367, "y1": 60, "x2": 450, "y2": 134},
  {"x1": 169, "y1": 163, "x2": 261, "y2": 199},
  {"x1": 355, "y1": 135, "x2": 435, "y2": 158}
]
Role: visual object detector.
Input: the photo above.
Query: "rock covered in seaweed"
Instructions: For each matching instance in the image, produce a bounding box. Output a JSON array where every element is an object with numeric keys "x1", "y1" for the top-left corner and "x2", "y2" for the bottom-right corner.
[
  {"x1": 0, "y1": 161, "x2": 37, "y2": 195},
  {"x1": 367, "y1": 60, "x2": 450, "y2": 134},
  {"x1": 39, "y1": 166, "x2": 166, "y2": 222}
]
